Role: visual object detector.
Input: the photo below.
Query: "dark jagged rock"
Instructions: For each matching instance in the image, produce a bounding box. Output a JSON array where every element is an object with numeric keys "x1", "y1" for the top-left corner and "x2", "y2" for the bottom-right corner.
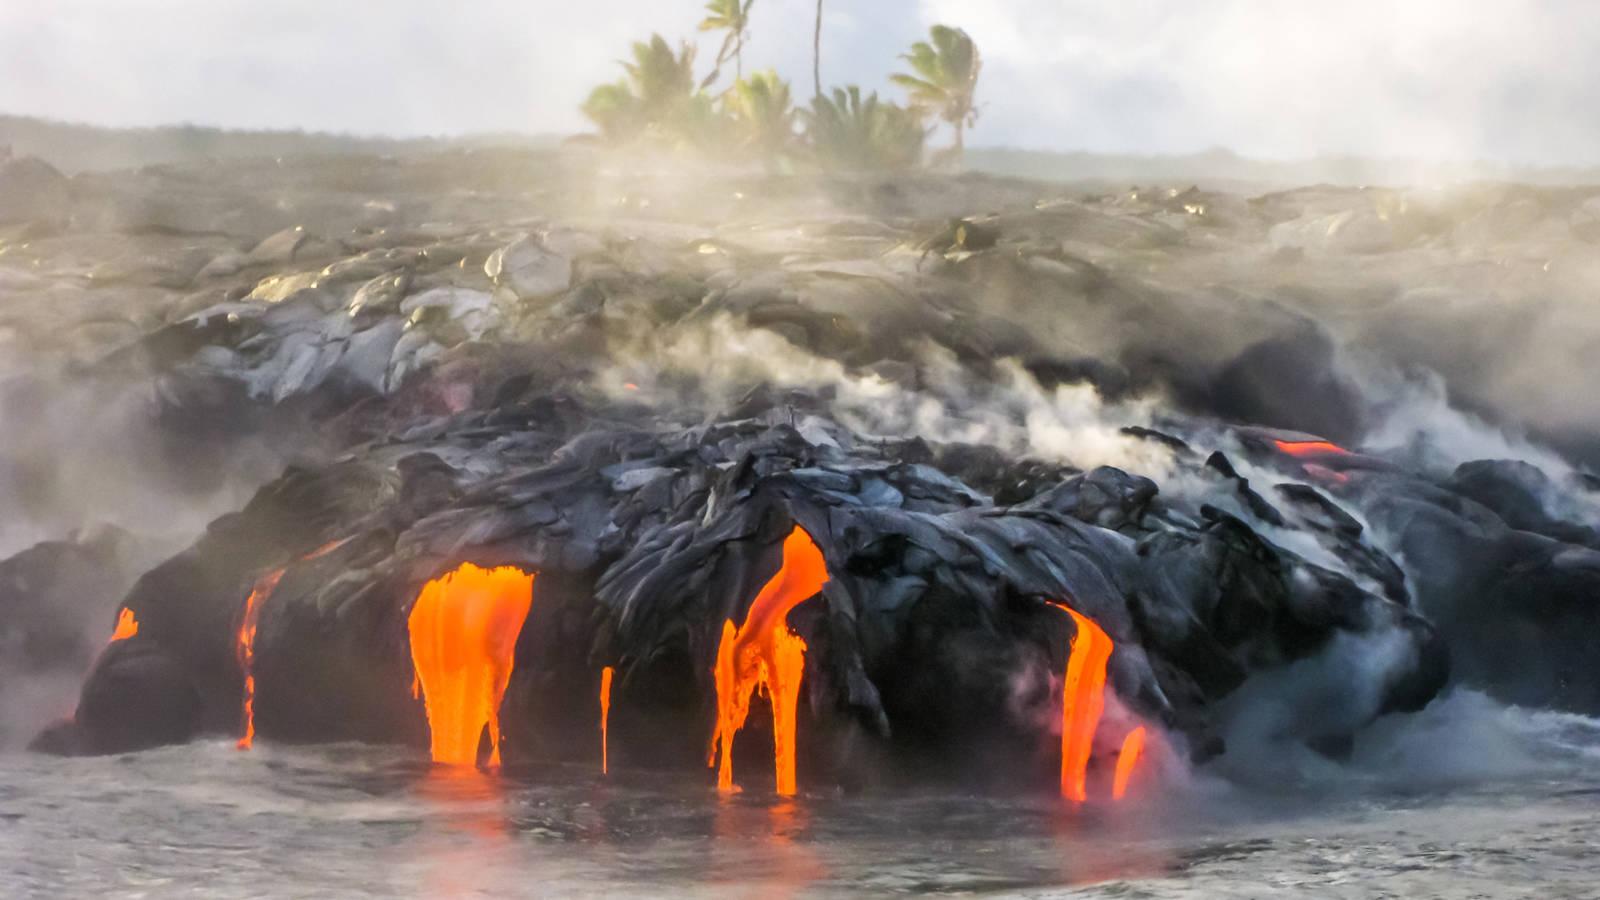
[
  {"x1": 42, "y1": 398, "x2": 1443, "y2": 789},
  {"x1": 1449, "y1": 459, "x2": 1599, "y2": 547},
  {"x1": 1343, "y1": 464, "x2": 1600, "y2": 714},
  {"x1": 0, "y1": 528, "x2": 142, "y2": 676},
  {"x1": 32, "y1": 637, "x2": 201, "y2": 755}
]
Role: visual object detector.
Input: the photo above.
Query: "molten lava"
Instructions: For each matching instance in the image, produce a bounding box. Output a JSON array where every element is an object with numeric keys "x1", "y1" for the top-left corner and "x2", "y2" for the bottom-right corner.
[
  {"x1": 235, "y1": 538, "x2": 353, "y2": 751},
  {"x1": 108, "y1": 608, "x2": 138, "y2": 643},
  {"x1": 235, "y1": 567, "x2": 285, "y2": 750},
  {"x1": 1273, "y1": 439, "x2": 1351, "y2": 457},
  {"x1": 1113, "y1": 726, "x2": 1147, "y2": 800},
  {"x1": 407, "y1": 563, "x2": 535, "y2": 767},
  {"x1": 599, "y1": 665, "x2": 614, "y2": 775},
  {"x1": 1049, "y1": 602, "x2": 1114, "y2": 803},
  {"x1": 709, "y1": 526, "x2": 830, "y2": 796}
]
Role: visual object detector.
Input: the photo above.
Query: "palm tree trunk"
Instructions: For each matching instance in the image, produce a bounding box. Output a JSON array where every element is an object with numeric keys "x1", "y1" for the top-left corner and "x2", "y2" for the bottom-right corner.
[
  {"x1": 812, "y1": 0, "x2": 823, "y2": 99},
  {"x1": 954, "y1": 121, "x2": 965, "y2": 168}
]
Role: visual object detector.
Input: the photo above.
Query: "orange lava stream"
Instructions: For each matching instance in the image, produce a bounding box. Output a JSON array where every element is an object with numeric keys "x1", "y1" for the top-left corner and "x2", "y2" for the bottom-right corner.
[
  {"x1": 235, "y1": 567, "x2": 285, "y2": 750},
  {"x1": 108, "y1": 608, "x2": 139, "y2": 642},
  {"x1": 1049, "y1": 602, "x2": 1114, "y2": 803},
  {"x1": 709, "y1": 526, "x2": 830, "y2": 796},
  {"x1": 1113, "y1": 726, "x2": 1147, "y2": 800},
  {"x1": 407, "y1": 563, "x2": 535, "y2": 767},
  {"x1": 599, "y1": 666, "x2": 614, "y2": 775},
  {"x1": 1273, "y1": 439, "x2": 1352, "y2": 457},
  {"x1": 234, "y1": 538, "x2": 353, "y2": 751}
]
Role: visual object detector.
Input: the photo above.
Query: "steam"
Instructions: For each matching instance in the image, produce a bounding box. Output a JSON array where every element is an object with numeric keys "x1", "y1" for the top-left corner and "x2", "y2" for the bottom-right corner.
[
  {"x1": 0, "y1": 351, "x2": 303, "y2": 751},
  {"x1": 1208, "y1": 627, "x2": 1418, "y2": 786},
  {"x1": 1351, "y1": 690, "x2": 1600, "y2": 787},
  {"x1": 602, "y1": 313, "x2": 1173, "y2": 476},
  {"x1": 1353, "y1": 364, "x2": 1578, "y2": 478}
]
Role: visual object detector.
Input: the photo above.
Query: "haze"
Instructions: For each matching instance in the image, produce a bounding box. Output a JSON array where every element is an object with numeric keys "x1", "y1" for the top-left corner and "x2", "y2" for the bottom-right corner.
[{"x1": 1, "y1": 1, "x2": 1597, "y2": 165}]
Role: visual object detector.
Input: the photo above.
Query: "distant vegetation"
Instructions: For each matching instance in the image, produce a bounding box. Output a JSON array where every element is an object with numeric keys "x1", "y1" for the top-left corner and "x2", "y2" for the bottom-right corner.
[
  {"x1": 0, "y1": 114, "x2": 558, "y2": 173},
  {"x1": 580, "y1": 5, "x2": 983, "y2": 173}
]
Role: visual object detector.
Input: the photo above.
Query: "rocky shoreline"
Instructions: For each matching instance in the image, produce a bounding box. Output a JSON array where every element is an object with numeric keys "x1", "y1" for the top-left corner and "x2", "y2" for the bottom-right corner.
[{"x1": 3, "y1": 149, "x2": 1597, "y2": 792}]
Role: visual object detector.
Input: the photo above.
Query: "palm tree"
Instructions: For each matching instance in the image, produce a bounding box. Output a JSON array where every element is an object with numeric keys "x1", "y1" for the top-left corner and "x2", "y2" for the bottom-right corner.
[
  {"x1": 699, "y1": 0, "x2": 756, "y2": 85},
  {"x1": 729, "y1": 71, "x2": 797, "y2": 167},
  {"x1": 580, "y1": 80, "x2": 642, "y2": 141},
  {"x1": 582, "y1": 35, "x2": 700, "y2": 143},
  {"x1": 622, "y1": 34, "x2": 698, "y2": 125},
  {"x1": 804, "y1": 86, "x2": 925, "y2": 172},
  {"x1": 812, "y1": 0, "x2": 823, "y2": 99},
  {"x1": 890, "y1": 25, "x2": 981, "y2": 164}
]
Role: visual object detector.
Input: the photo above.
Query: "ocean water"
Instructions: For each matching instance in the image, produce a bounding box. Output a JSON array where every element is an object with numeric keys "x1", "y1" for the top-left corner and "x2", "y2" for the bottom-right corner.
[{"x1": 3, "y1": 691, "x2": 1599, "y2": 898}]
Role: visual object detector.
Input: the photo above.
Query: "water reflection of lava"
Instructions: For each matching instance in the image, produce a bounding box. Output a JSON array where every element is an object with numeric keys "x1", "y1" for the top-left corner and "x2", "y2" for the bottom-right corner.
[
  {"x1": 710, "y1": 794, "x2": 828, "y2": 897},
  {"x1": 411, "y1": 767, "x2": 516, "y2": 896}
]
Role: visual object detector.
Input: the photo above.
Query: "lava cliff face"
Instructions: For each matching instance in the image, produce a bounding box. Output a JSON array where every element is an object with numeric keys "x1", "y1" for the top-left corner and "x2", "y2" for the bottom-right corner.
[{"x1": 5, "y1": 151, "x2": 1598, "y2": 793}]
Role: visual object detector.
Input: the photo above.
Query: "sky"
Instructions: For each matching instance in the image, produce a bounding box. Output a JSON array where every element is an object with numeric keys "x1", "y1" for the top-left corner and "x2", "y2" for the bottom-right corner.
[{"x1": 2, "y1": 0, "x2": 1598, "y2": 165}]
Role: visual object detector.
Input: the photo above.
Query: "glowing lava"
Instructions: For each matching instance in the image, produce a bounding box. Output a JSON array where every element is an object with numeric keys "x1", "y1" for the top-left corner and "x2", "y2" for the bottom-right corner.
[
  {"x1": 235, "y1": 567, "x2": 285, "y2": 750},
  {"x1": 407, "y1": 563, "x2": 535, "y2": 767},
  {"x1": 235, "y1": 538, "x2": 352, "y2": 751},
  {"x1": 108, "y1": 608, "x2": 138, "y2": 642},
  {"x1": 709, "y1": 526, "x2": 830, "y2": 796},
  {"x1": 1113, "y1": 726, "x2": 1147, "y2": 800},
  {"x1": 1273, "y1": 439, "x2": 1351, "y2": 457},
  {"x1": 599, "y1": 666, "x2": 615, "y2": 774},
  {"x1": 1049, "y1": 602, "x2": 1114, "y2": 803}
]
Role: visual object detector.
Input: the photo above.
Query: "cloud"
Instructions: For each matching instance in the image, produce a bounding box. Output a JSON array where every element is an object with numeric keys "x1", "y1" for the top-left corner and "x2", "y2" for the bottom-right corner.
[{"x1": 922, "y1": 0, "x2": 1600, "y2": 164}]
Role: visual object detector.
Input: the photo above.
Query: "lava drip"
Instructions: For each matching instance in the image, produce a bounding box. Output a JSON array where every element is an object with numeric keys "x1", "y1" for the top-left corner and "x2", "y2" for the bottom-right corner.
[
  {"x1": 407, "y1": 563, "x2": 535, "y2": 767},
  {"x1": 709, "y1": 526, "x2": 830, "y2": 796},
  {"x1": 599, "y1": 666, "x2": 614, "y2": 775},
  {"x1": 108, "y1": 608, "x2": 138, "y2": 643},
  {"x1": 234, "y1": 539, "x2": 353, "y2": 751},
  {"x1": 1048, "y1": 602, "x2": 1114, "y2": 803},
  {"x1": 235, "y1": 568, "x2": 286, "y2": 750},
  {"x1": 1112, "y1": 726, "x2": 1147, "y2": 800}
]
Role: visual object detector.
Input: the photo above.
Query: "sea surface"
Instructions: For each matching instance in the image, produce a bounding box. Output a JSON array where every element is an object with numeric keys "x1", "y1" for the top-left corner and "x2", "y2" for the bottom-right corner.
[{"x1": 3, "y1": 691, "x2": 1599, "y2": 898}]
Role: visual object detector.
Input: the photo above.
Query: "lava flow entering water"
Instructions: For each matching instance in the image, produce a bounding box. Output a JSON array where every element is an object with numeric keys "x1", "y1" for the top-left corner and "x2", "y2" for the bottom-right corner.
[
  {"x1": 236, "y1": 538, "x2": 352, "y2": 750},
  {"x1": 599, "y1": 665, "x2": 614, "y2": 775},
  {"x1": 709, "y1": 526, "x2": 830, "y2": 796},
  {"x1": 235, "y1": 567, "x2": 285, "y2": 750},
  {"x1": 1112, "y1": 726, "x2": 1147, "y2": 800},
  {"x1": 108, "y1": 608, "x2": 138, "y2": 642},
  {"x1": 407, "y1": 563, "x2": 535, "y2": 767},
  {"x1": 1048, "y1": 603, "x2": 1152, "y2": 803},
  {"x1": 1050, "y1": 602, "x2": 1114, "y2": 802}
]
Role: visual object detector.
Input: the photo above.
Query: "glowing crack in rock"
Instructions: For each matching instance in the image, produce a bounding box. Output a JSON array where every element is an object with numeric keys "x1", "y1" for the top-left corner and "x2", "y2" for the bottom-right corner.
[
  {"x1": 407, "y1": 563, "x2": 535, "y2": 767},
  {"x1": 1273, "y1": 439, "x2": 1351, "y2": 457},
  {"x1": 709, "y1": 526, "x2": 830, "y2": 796}
]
